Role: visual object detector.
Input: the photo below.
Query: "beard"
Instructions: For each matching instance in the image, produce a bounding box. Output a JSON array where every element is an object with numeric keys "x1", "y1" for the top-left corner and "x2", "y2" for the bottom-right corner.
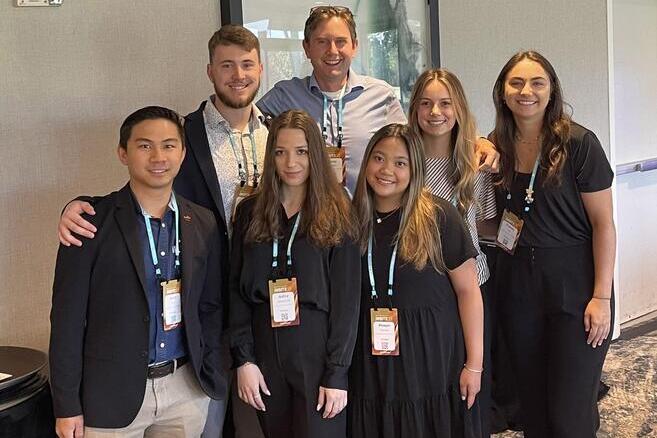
[{"x1": 215, "y1": 82, "x2": 260, "y2": 109}]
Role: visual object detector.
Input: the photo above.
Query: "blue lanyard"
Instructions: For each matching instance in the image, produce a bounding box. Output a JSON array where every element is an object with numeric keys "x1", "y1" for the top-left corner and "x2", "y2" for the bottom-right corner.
[
  {"x1": 142, "y1": 194, "x2": 180, "y2": 279},
  {"x1": 227, "y1": 130, "x2": 260, "y2": 187},
  {"x1": 367, "y1": 232, "x2": 398, "y2": 300},
  {"x1": 506, "y1": 156, "x2": 540, "y2": 213},
  {"x1": 272, "y1": 212, "x2": 301, "y2": 274},
  {"x1": 321, "y1": 85, "x2": 346, "y2": 148}
]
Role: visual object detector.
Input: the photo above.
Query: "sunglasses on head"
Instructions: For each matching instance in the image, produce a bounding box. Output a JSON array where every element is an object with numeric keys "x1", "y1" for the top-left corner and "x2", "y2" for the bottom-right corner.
[{"x1": 309, "y1": 5, "x2": 353, "y2": 16}]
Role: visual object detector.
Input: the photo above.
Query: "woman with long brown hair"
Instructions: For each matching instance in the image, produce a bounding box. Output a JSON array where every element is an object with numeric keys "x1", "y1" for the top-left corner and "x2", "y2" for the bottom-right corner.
[
  {"x1": 348, "y1": 123, "x2": 484, "y2": 437},
  {"x1": 229, "y1": 110, "x2": 360, "y2": 438},
  {"x1": 491, "y1": 51, "x2": 615, "y2": 437}
]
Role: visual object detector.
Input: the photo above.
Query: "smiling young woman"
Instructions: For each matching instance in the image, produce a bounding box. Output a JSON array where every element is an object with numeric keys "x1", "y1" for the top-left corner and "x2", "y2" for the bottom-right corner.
[
  {"x1": 228, "y1": 110, "x2": 360, "y2": 438},
  {"x1": 408, "y1": 68, "x2": 499, "y2": 436},
  {"x1": 491, "y1": 51, "x2": 615, "y2": 438},
  {"x1": 349, "y1": 123, "x2": 484, "y2": 438}
]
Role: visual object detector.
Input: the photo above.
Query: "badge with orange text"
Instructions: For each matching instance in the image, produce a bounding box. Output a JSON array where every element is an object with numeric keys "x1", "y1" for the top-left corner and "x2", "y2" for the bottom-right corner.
[
  {"x1": 326, "y1": 146, "x2": 346, "y2": 185},
  {"x1": 162, "y1": 279, "x2": 182, "y2": 331},
  {"x1": 370, "y1": 308, "x2": 399, "y2": 356},
  {"x1": 496, "y1": 209, "x2": 524, "y2": 255},
  {"x1": 268, "y1": 277, "x2": 300, "y2": 328}
]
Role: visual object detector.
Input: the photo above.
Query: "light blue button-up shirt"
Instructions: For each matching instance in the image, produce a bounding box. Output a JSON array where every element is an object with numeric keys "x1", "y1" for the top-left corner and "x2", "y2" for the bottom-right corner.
[{"x1": 257, "y1": 69, "x2": 407, "y2": 192}]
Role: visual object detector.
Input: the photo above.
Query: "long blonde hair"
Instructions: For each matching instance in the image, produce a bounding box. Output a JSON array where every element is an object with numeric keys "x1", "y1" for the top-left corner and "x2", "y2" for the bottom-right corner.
[
  {"x1": 246, "y1": 110, "x2": 357, "y2": 246},
  {"x1": 353, "y1": 124, "x2": 446, "y2": 272},
  {"x1": 409, "y1": 68, "x2": 478, "y2": 217}
]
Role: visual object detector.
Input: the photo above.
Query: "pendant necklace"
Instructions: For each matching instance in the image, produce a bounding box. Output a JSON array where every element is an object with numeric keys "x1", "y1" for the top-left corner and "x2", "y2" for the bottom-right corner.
[{"x1": 375, "y1": 208, "x2": 399, "y2": 224}]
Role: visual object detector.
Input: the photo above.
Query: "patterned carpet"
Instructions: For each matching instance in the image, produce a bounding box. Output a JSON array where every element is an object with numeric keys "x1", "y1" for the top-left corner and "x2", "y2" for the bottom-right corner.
[{"x1": 493, "y1": 328, "x2": 657, "y2": 438}]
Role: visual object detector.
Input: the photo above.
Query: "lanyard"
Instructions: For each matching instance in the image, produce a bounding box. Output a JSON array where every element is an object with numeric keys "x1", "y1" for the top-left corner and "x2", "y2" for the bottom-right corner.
[
  {"x1": 271, "y1": 212, "x2": 301, "y2": 276},
  {"x1": 142, "y1": 195, "x2": 180, "y2": 279},
  {"x1": 506, "y1": 156, "x2": 540, "y2": 213},
  {"x1": 321, "y1": 84, "x2": 346, "y2": 148},
  {"x1": 227, "y1": 130, "x2": 260, "y2": 187},
  {"x1": 367, "y1": 232, "x2": 398, "y2": 300}
]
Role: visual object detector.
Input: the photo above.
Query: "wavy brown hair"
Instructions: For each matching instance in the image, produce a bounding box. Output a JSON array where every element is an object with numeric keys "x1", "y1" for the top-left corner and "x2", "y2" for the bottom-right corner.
[
  {"x1": 409, "y1": 68, "x2": 478, "y2": 217},
  {"x1": 353, "y1": 124, "x2": 446, "y2": 272},
  {"x1": 245, "y1": 110, "x2": 357, "y2": 247},
  {"x1": 492, "y1": 51, "x2": 571, "y2": 189}
]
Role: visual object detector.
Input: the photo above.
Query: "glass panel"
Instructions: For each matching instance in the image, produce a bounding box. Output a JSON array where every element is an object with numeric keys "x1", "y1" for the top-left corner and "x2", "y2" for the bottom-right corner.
[{"x1": 243, "y1": 0, "x2": 431, "y2": 110}]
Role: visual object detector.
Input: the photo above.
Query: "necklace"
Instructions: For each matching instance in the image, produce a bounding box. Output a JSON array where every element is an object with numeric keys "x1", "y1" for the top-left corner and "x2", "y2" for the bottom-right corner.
[
  {"x1": 517, "y1": 133, "x2": 540, "y2": 145},
  {"x1": 375, "y1": 208, "x2": 399, "y2": 224}
]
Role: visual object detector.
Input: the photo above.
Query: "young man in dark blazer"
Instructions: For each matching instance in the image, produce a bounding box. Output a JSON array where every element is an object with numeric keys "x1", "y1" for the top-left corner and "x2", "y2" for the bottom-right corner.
[
  {"x1": 49, "y1": 106, "x2": 225, "y2": 438},
  {"x1": 55, "y1": 25, "x2": 268, "y2": 438}
]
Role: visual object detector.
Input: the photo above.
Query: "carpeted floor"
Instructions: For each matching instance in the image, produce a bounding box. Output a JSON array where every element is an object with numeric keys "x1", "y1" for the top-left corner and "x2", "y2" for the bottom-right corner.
[{"x1": 493, "y1": 328, "x2": 657, "y2": 438}]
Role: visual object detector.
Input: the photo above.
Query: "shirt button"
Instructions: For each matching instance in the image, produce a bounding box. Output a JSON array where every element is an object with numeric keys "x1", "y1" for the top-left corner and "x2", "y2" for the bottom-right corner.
[
  {"x1": 160, "y1": 342, "x2": 165, "y2": 348},
  {"x1": 160, "y1": 251, "x2": 166, "y2": 256},
  {"x1": 161, "y1": 223, "x2": 166, "y2": 228}
]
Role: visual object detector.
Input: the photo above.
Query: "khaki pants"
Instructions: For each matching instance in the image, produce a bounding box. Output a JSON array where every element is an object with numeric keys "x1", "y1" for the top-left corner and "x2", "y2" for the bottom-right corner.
[{"x1": 85, "y1": 364, "x2": 210, "y2": 438}]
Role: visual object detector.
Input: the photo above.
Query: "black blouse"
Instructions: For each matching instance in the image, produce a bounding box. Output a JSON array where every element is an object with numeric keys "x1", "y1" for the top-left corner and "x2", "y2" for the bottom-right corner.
[
  {"x1": 228, "y1": 196, "x2": 361, "y2": 389},
  {"x1": 368, "y1": 196, "x2": 478, "y2": 309},
  {"x1": 496, "y1": 122, "x2": 614, "y2": 248}
]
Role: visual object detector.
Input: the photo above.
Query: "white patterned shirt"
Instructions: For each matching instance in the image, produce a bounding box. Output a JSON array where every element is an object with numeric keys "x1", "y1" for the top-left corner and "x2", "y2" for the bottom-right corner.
[
  {"x1": 426, "y1": 157, "x2": 497, "y2": 285},
  {"x1": 203, "y1": 96, "x2": 268, "y2": 226}
]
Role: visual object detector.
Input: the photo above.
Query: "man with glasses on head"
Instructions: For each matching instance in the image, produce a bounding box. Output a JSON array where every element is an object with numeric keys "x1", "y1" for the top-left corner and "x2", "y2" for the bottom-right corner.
[{"x1": 257, "y1": 5, "x2": 407, "y2": 194}]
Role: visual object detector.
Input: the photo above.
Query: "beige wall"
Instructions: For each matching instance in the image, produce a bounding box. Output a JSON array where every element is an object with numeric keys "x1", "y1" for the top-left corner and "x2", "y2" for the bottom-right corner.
[
  {"x1": 438, "y1": 0, "x2": 610, "y2": 153},
  {"x1": 0, "y1": 1, "x2": 220, "y2": 352}
]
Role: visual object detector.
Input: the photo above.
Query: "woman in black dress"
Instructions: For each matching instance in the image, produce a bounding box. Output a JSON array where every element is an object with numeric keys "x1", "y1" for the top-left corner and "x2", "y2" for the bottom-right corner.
[
  {"x1": 229, "y1": 110, "x2": 360, "y2": 438},
  {"x1": 349, "y1": 123, "x2": 484, "y2": 437},
  {"x1": 491, "y1": 51, "x2": 615, "y2": 438}
]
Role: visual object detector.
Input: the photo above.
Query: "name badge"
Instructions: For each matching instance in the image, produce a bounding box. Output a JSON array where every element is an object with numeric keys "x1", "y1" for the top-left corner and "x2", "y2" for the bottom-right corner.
[
  {"x1": 326, "y1": 146, "x2": 346, "y2": 185},
  {"x1": 496, "y1": 209, "x2": 524, "y2": 255},
  {"x1": 370, "y1": 308, "x2": 399, "y2": 356},
  {"x1": 268, "y1": 277, "x2": 300, "y2": 328},
  {"x1": 233, "y1": 185, "x2": 255, "y2": 220},
  {"x1": 162, "y1": 279, "x2": 182, "y2": 331}
]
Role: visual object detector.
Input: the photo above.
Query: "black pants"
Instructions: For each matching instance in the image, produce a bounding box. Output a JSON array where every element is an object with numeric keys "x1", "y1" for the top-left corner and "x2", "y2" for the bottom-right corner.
[
  {"x1": 252, "y1": 305, "x2": 346, "y2": 438},
  {"x1": 496, "y1": 244, "x2": 613, "y2": 438}
]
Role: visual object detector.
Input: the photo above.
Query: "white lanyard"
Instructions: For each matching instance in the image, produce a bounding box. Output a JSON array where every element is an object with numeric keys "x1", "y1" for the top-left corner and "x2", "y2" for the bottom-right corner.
[
  {"x1": 272, "y1": 213, "x2": 301, "y2": 276},
  {"x1": 142, "y1": 195, "x2": 180, "y2": 279},
  {"x1": 506, "y1": 156, "x2": 540, "y2": 214},
  {"x1": 227, "y1": 130, "x2": 260, "y2": 187},
  {"x1": 367, "y1": 232, "x2": 398, "y2": 300},
  {"x1": 321, "y1": 83, "x2": 346, "y2": 148}
]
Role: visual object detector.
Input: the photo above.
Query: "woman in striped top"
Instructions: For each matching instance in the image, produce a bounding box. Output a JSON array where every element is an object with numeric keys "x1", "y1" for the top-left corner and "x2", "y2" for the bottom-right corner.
[
  {"x1": 409, "y1": 69, "x2": 497, "y2": 284},
  {"x1": 408, "y1": 68, "x2": 498, "y2": 437}
]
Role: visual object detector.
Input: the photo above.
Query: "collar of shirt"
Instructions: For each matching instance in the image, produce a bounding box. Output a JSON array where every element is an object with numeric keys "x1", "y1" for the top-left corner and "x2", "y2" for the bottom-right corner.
[
  {"x1": 203, "y1": 96, "x2": 265, "y2": 134},
  {"x1": 133, "y1": 191, "x2": 177, "y2": 218},
  {"x1": 308, "y1": 68, "x2": 365, "y2": 98}
]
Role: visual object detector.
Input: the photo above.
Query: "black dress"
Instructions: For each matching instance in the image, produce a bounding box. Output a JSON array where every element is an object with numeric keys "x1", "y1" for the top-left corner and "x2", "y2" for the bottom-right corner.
[{"x1": 348, "y1": 197, "x2": 481, "y2": 438}]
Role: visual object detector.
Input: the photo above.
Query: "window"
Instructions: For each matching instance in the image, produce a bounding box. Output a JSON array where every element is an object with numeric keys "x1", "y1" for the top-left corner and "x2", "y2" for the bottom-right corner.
[{"x1": 242, "y1": 0, "x2": 433, "y2": 110}]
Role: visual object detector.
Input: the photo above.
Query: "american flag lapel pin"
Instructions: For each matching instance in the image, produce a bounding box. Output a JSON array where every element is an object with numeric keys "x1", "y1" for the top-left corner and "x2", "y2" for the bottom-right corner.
[{"x1": 183, "y1": 214, "x2": 192, "y2": 223}]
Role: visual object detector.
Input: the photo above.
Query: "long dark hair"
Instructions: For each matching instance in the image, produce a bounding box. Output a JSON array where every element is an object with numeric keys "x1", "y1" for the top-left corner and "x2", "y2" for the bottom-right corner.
[
  {"x1": 245, "y1": 110, "x2": 356, "y2": 246},
  {"x1": 492, "y1": 51, "x2": 571, "y2": 189}
]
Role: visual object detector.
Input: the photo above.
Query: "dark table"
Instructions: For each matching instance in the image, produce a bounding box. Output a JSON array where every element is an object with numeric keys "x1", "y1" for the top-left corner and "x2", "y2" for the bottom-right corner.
[{"x1": 0, "y1": 346, "x2": 55, "y2": 438}]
